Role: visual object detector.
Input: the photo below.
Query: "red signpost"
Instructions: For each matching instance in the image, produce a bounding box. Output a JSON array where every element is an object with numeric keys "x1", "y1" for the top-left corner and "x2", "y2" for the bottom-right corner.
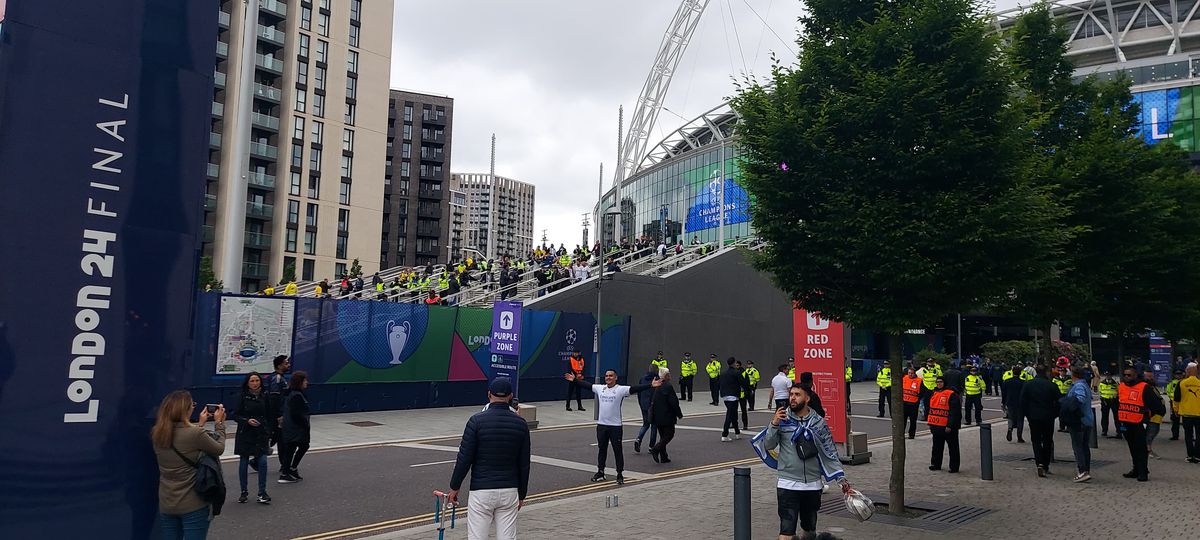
[{"x1": 793, "y1": 309, "x2": 847, "y2": 444}]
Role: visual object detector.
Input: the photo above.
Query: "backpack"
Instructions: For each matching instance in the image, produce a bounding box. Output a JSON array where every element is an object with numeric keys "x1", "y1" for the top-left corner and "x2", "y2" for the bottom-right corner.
[
  {"x1": 173, "y1": 441, "x2": 227, "y2": 516},
  {"x1": 1058, "y1": 394, "x2": 1082, "y2": 429}
]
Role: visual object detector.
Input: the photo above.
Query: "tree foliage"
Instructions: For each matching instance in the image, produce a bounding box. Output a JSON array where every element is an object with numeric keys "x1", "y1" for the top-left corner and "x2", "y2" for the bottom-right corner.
[
  {"x1": 197, "y1": 255, "x2": 223, "y2": 291},
  {"x1": 981, "y1": 340, "x2": 1037, "y2": 366},
  {"x1": 281, "y1": 260, "x2": 296, "y2": 284}
]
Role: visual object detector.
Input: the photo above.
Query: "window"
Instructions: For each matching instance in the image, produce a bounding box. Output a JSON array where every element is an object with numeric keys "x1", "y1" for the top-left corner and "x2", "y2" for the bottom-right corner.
[
  {"x1": 313, "y1": 93, "x2": 325, "y2": 117},
  {"x1": 403, "y1": 104, "x2": 413, "y2": 122},
  {"x1": 291, "y1": 143, "x2": 303, "y2": 167},
  {"x1": 320, "y1": 0, "x2": 331, "y2": 10},
  {"x1": 402, "y1": 143, "x2": 411, "y2": 159},
  {"x1": 294, "y1": 89, "x2": 306, "y2": 112},
  {"x1": 314, "y1": 66, "x2": 326, "y2": 90},
  {"x1": 306, "y1": 203, "x2": 319, "y2": 227},
  {"x1": 348, "y1": 24, "x2": 360, "y2": 47},
  {"x1": 304, "y1": 231, "x2": 316, "y2": 255},
  {"x1": 296, "y1": 60, "x2": 308, "y2": 85},
  {"x1": 286, "y1": 228, "x2": 297, "y2": 252},
  {"x1": 292, "y1": 116, "x2": 306, "y2": 141},
  {"x1": 336, "y1": 236, "x2": 347, "y2": 259},
  {"x1": 317, "y1": 40, "x2": 328, "y2": 63},
  {"x1": 400, "y1": 161, "x2": 410, "y2": 177},
  {"x1": 298, "y1": 33, "x2": 310, "y2": 58},
  {"x1": 351, "y1": 0, "x2": 362, "y2": 21},
  {"x1": 339, "y1": 180, "x2": 351, "y2": 204},
  {"x1": 289, "y1": 171, "x2": 301, "y2": 196},
  {"x1": 334, "y1": 261, "x2": 346, "y2": 277},
  {"x1": 307, "y1": 174, "x2": 320, "y2": 198},
  {"x1": 302, "y1": 258, "x2": 315, "y2": 280},
  {"x1": 312, "y1": 121, "x2": 324, "y2": 145},
  {"x1": 287, "y1": 200, "x2": 300, "y2": 223},
  {"x1": 403, "y1": 124, "x2": 412, "y2": 140},
  {"x1": 318, "y1": 13, "x2": 330, "y2": 37},
  {"x1": 342, "y1": 128, "x2": 355, "y2": 152},
  {"x1": 310, "y1": 148, "x2": 322, "y2": 171},
  {"x1": 345, "y1": 77, "x2": 357, "y2": 100},
  {"x1": 338, "y1": 209, "x2": 350, "y2": 232},
  {"x1": 301, "y1": 6, "x2": 312, "y2": 30},
  {"x1": 340, "y1": 155, "x2": 353, "y2": 177},
  {"x1": 344, "y1": 102, "x2": 356, "y2": 125},
  {"x1": 347, "y1": 50, "x2": 359, "y2": 74}
]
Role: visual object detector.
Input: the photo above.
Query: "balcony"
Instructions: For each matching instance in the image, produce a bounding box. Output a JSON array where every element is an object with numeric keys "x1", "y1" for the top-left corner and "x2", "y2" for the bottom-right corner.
[
  {"x1": 207, "y1": 163, "x2": 220, "y2": 179},
  {"x1": 247, "y1": 170, "x2": 276, "y2": 190},
  {"x1": 218, "y1": 11, "x2": 231, "y2": 29},
  {"x1": 260, "y1": 0, "x2": 288, "y2": 18},
  {"x1": 212, "y1": 101, "x2": 224, "y2": 117},
  {"x1": 255, "y1": 54, "x2": 283, "y2": 74},
  {"x1": 422, "y1": 114, "x2": 446, "y2": 126},
  {"x1": 418, "y1": 187, "x2": 442, "y2": 199},
  {"x1": 256, "y1": 24, "x2": 286, "y2": 47},
  {"x1": 214, "y1": 71, "x2": 226, "y2": 88},
  {"x1": 204, "y1": 194, "x2": 218, "y2": 211},
  {"x1": 250, "y1": 112, "x2": 280, "y2": 131},
  {"x1": 248, "y1": 141, "x2": 278, "y2": 159},
  {"x1": 209, "y1": 132, "x2": 222, "y2": 148},
  {"x1": 216, "y1": 41, "x2": 229, "y2": 58},
  {"x1": 244, "y1": 231, "x2": 272, "y2": 249},
  {"x1": 202, "y1": 225, "x2": 215, "y2": 243},
  {"x1": 253, "y1": 83, "x2": 281, "y2": 102},
  {"x1": 243, "y1": 262, "x2": 270, "y2": 279},
  {"x1": 417, "y1": 206, "x2": 441, "y2": 219},
  {"x1": 246, "y1": 201, "x2": 274, "y2": 220}
]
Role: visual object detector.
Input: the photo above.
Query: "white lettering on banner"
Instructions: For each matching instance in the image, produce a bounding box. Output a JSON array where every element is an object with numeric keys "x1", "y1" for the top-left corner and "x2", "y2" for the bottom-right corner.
[{"x1": 65, "y1": 94, "x2": 129, "y2": 424}]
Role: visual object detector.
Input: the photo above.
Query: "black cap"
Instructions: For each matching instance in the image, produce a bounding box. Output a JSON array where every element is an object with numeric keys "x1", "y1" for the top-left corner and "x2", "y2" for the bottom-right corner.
[
  {"x1": 684, "y1": 352, "x2": 691, "y2": 356},
  {"x1": 657, "y1": 350, "x2": 664, "y2": 355},
  {"x1": 489, "y1": 377, "x2": 513, "y2": 397},
  {"x1": 710, "y1": 353, "x2": 717, "y2": 358}
]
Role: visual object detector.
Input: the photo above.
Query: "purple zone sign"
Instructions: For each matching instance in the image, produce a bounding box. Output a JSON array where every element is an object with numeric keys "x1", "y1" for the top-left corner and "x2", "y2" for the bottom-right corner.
[{"x1": 489, "y1": 301, "x2": 522, "y2": 394}]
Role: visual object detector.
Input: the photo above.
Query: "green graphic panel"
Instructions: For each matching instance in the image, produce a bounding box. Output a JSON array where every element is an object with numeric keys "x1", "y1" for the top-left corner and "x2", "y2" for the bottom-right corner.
[{"x1": 326, "y1": 306, "x2": 456, "y2": 383}]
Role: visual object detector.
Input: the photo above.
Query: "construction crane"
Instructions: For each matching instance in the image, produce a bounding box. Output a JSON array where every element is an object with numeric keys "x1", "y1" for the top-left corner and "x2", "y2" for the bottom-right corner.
[{"x1": 613, "y1": 0, "x2": 711, "y2": 188}]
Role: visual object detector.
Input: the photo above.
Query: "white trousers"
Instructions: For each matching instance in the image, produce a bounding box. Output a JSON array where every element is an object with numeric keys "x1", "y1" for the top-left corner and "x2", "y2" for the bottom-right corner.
[{"x1": 466, "y1": 487, "x2": 519, "y2": 540}]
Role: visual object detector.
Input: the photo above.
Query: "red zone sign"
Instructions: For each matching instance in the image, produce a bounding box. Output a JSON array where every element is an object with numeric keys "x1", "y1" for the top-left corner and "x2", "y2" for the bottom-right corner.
[{"x1": 792, "y1": 309, "x2": 847, "y2": 444}]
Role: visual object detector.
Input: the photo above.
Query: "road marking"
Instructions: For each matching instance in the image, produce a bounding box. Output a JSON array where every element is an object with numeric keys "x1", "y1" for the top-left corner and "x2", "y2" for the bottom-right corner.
[
  {"x1": 672, "y1": 424, "x2": 763, "y2": 433},
  {"x1": 408, "y1": 459, "x2": 456, "y2": 468},
  {"x1": 589, "y1": 438, "x2": 638, "y2": 446},
  {"x1": 389, "y1": 442, "x2": 652, "y2": 479}
]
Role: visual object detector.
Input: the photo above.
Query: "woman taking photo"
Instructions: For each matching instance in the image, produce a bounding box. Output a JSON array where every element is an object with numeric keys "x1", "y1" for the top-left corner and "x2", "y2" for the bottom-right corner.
[
  {"x1": 233, "y1": 372, "x2": 272, "y2": 504},
  {"x1": 278, "y1": 371, "x2": 311, "y2": 484},
  {"x1": 152, "y1": 390, "x2": 226, "y2": 539}
]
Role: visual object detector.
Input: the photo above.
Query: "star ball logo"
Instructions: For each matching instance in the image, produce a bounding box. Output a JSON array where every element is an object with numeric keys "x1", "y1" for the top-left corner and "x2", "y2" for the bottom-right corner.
[{"x1": 565, "y1": 329, "x2": 577, "y2": 346}]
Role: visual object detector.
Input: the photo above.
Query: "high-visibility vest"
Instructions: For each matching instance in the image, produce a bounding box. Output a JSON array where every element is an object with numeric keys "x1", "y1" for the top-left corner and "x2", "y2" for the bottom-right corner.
[
  {"x1": 746, "y1": 367, "x2": 760, "y2": 386},
  {"x1": 680, "y1": 360, "x2": 697, "y2": 377},
  {"x1": 1001, "y1": 370, "x2": 1014, "y2": 382},
  {"x1": 876, "y1": 368, "x2": 892, "y2": 389},
  {"x1": 902, "y1": 376, "x2": 922, "y2": 403},
  {"x1": 1098, "y1": 381, "x2": 1118, "y2": 400},
  {"x1": 922, "y1": 365, "x2": 941, "y2": 390},
  {"x1": 927, "y1": 389, "x2": 953, "y2": 427},
  {"x1": 376, "y1": 282, "x2": 384, "y2": 292},
  {"x1": 569, "y1": 355, "x2": 585, "y2": 375},
  {"x1": 284, "y1": 282, "x2": 298, "y2": 295},
  {"x1": 1118, "y1": 381, "x2": 1148, "y2": 424},
  {"x1": 1166, "y1": 379, "x2": 1181, "y2": 409},
  {"x1": 315, "y1": 284, "x2": 324, "y2": 296},
  {"x1": 965, "y1": 375, "x2": 984, "y2": 396},
  {"x1": 788, "y1": 368, "x2": 796, "y2": 381},
  {"x1": 706, "y1": 361, "x2": 722, "y2": 378},
  {"x1": 651, "y1": 357, "x2": 667, "y2": 369},
  {"x1": 1020, "y1": 370, "x2": 1033, "y2": 381},
  {"x1": 1053, "y1": 377, "x2": 1070, "y2": 395},
  {"x1": 845, "y1": 367, "x2": 853, "y2": 382}
]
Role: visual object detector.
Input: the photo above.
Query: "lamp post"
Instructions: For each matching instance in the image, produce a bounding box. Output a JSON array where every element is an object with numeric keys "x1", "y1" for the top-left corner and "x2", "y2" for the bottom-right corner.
[{"x1": 595, "y1": 208, "x2": 621, "y2": 422}]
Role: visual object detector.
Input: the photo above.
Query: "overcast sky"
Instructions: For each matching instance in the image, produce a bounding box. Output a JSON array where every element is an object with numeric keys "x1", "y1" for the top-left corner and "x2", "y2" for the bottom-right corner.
[{"x1": 390, "y1": 0, "x2": 1030, "y2": 249}]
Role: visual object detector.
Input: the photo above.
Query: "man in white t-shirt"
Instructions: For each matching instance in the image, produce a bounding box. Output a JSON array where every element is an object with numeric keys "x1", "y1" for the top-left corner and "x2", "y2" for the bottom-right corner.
[
  {"x1": 772, "y1": 363, "x2": 793, "y2": 409},
  {"x1": 565, "y1": 370, "x2": 660, "y2": 485}
]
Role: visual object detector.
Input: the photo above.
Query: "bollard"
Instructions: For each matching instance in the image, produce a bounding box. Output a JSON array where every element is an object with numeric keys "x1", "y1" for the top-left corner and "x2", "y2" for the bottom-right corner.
[
  {"x1": 613, "y1": 495, "x2": 619, "y2": 507},
  {"x1": 734, "y1": 466, "x2": 751, "y2": 540},
  {"x1": 1089, "y1": 407, "x2": 1098, "y2": 449},
  {"x1": 980, "y1": 423, "x2": 994, "y2": 481}
]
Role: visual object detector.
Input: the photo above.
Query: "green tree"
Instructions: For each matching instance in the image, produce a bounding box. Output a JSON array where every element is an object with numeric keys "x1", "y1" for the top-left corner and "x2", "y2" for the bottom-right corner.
[
  {"x1": 197, "y1": 255, "x2": 223, "y2": 291},
  {"x1": 349, "y1": 258, "x2": 363, "y2": 279},
  {"x1": 980, "y1": 340, "x2": 1037, "y2": 367},
  {"x1": 731, "y1": 0, "x2": 1064, "y2": 513},
  {"x1": 281, "y1": 260, "x2": 296, "y2": 284}
]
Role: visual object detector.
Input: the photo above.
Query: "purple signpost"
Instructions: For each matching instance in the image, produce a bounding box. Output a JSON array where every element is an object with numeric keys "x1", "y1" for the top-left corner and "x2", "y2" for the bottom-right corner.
[
  {"x1": 490, "y1": 301, "x2": 523, "y2": 395},
  {"x1": 1148, "y1": 331, "x2": 1172, "y2": 386}
]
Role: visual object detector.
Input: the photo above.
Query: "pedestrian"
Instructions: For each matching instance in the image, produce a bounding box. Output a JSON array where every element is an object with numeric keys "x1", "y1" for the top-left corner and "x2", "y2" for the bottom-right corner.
[
  {"x1": 772, "y1": 363, "x2": 793, "y2": 410},
  {"x1": 565, "y1": 351, "x2": 586, "y2": 412},
  {"x1": 648, "y1": 368, "x2": 684, "y2": 463},
  {"x1": 679, "y1": 352, "x2": 697, "y2": 401},
  {"x1": 564, "y1": 370, "x2": 660, "y2": 484},
  {"x1": 744, "y1": 360, "x2": 761, "y2": 411},
  {"x1": 798, "y1": 372, "x2": 826, "y2": 419},
  {"x1": 876, "y1": 360, "x2": 892, "y2": 418},
  {"x1": 633, "y1": 363, "x2": 660, "y2": 454},
  {"x1": 901, "y1": 367, "x2": 921, "y2": 439},
  {"x1": 1002, "y1": 367, "x2": 1027, "y2": 443},
  {"x1": 918, "y1": 358, "x2": 942, "y2": 420},
  {"x1": 1142, "y1": 370, "x2": 1165, "y2": 460},
  {"x1": 1167, "y1": 369, "x2": 1184, "y2": 441},
  {"x1": 265, "y1": 355, "x2": 290, "y2": 456},
  {"x1": 277, "y1": 371, "x2": 310, "y2": 484},
  {"x1": 1021, "y1": 364, "x2": 1060, "y2": 478},
  {"x1": 232, "y1": 373, "x2": 272, "y2": 504},
  {"x1": 734, "y1": 360, "x2": 751, "y2": 429},
  {"x1": 705, "y1": 353, "x2": 722, "y2": 406},
  {"x1": 447, "y1": 378, "x2": 531, "y2": 540},
  {"x1": 1118, "y1": 368, "x2": 1161, "y2": 481},
  {"x1": 963, "y1": 366, "x2": 984, "y2": 426},
  {"x1": 927, "y1": 377, "x2": 961, "y2": 473},
  {"x1": 1175, "y1": 363, "x2": 1200, "y2": 463},
  {"x1": 1054, "y1": 360, "x2": 1072, "y2": 433},
  {"x1": 1098, "y1": 371, "x2": 1120, "y2": 438},
  {"x1": 1063, "y1": 366, "x2": 1095, "y2": 483},
  {"x1": 720, "y1": 358, "x2": 744, "y2": 441},
  {"x1": 756, "y1": 384, "x2": 855, "y2": 540},
  {"x1": 152, "y1": 390, "x2": 226, "y2": 539},
  {"x1": 845, "y1": 364, "x2": 853, "y2": 414}
]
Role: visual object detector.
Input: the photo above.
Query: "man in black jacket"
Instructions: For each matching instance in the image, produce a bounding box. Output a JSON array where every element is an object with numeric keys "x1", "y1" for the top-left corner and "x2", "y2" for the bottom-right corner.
[
  {"x1": 720, "y1": 358, "x2": 744, "y2": 441},
  {"x1": 1020, "y1": 364, "x2": 1061, "y2": 477},
  {"x1": 798, "y1": 372, "x2": 826, "y2": 419},
  {"x1": 448, "y1": 378, "x2": 531, "y2": 540},
  {"x1": 1002, "y1": 369, "x2": 1027, "y2": 443}
]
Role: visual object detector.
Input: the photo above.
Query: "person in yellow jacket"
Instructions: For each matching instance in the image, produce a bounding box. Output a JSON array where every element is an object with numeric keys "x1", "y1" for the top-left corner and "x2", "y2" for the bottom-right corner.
[
  {"x1": 876, "y1": 360, "x2": 892, "y2": 418},
  {"x1": 919, "y1": 359, "x2": 943, "y2": 420},
  {"x1": 679, "y1": 352, "x2": 697, "y2": 401},
  {"x1": 706, "y1": 354, "x2": 722, "y2": 406},
  {"x1": 1020, "y1": 363, "x2": 1034, "y2": 381},
  {"x1": 963, "y1": 366, "x2": 985, "y2": 425},
  {"x1": 1166, "y1": 369, "x2": 1184, "y2": 441},
  {"x1": 1174, "y1": 363, "x2": 1200, "y2": 463},
  {"x1": 743, "y1": 361, "x2": 761, "y2": 411},
  {"x1": 845, "y1": 365, "x2": 853, "y2": 414},
  {"x1": 787, "y1": 356, "x2": 796, "y2": 382},
  {"x1": 1098, "y1": 372, "x2": 1120, "y2": 438},
  {"x1": 262, "y1": 285, "x2": 275, "y2": 296},
  {"x1": 284, "y1": 281, "x2": 298, "y2": 296},
  {"x1": 651, "y1": 351, "x2": 668, "y2": 370}
]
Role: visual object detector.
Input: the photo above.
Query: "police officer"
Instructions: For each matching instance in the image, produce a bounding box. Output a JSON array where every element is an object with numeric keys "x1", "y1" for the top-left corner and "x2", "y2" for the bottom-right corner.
[
  {"x1": 787, "y1": 357, "x2": 796, "y2": 382},
  {"x1": 1098, "y1": 371, "x2": 1119, "y2": 438},
  {"x1": 920, "y1": 358, "x2": 942, "y2": 420},
  {"x1": 1167, "y1": 369, "x2": 1184, "y2": 440},
  {"x1": 845, "y1": 365, "x2": 853, "y2": 414},
  {"x1": 963, "y1": 366, "x2": 984, "y2": 425},
  {"x1": 651, "y1": 351, "x2": 668, "y2": 370},
  {"x1": 705, "y1": 354, "x2": 722, "y2": 406},
  {"x1": 1054, "y1": 362, "x2": 1071, "y2": 433},
  {"x1": 743, "y1": 361, "x2": 761, "y2": 411},
  {"x1": 679, "y1": 352, "x2": 697, "y2": 402},
  {"x1": 876, "y1": 361, "x2": 892, "y2": 418}
]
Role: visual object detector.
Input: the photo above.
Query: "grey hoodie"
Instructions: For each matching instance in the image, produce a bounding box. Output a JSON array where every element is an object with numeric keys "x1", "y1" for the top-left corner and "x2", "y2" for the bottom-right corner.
[{"x1": 760, "y1": 407, "x2": 845, "y2": 485}]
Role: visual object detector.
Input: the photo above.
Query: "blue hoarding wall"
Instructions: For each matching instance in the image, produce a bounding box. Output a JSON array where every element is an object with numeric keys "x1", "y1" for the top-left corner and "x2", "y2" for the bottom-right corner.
[{"x1": 0, "y1": 1, "x2": 216, "y2": 538}]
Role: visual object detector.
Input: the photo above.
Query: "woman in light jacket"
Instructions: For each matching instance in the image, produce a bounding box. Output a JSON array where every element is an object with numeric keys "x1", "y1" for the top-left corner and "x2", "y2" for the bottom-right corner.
[{"x1": 151, "y1": 390, "x2": 226, "y2": 539}]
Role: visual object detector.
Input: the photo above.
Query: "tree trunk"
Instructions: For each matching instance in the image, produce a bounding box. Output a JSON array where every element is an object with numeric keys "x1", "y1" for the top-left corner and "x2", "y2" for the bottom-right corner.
[
  {"x1": 888, "y1": 333, "x2": 906, "y2": 514},
  {"x1": 1115, "y1": 333, "x2": 1125, "y2": 374},
  {"x1": 1041, "y1": 323, "x2": 1055, "y2": 365}
]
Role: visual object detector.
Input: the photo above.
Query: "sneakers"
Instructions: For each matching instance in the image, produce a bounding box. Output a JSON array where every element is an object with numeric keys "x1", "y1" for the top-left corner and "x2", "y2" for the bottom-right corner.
[
  {"x1": 929, "y1": 465, "x2": 941, "y2": 471},
  {"x1": 1073, "y1": 472, "x2": 1092, "y2": 483},
  {"x1": 616, "y1": 473, "x2": 625, "y2": 485},
  {"x1": 291, "y1": 470, "x2": 303, "y2": 480},
  {"x1": 257, "y1": 493, "x2": 272, "y2": 504},
  {"x1": 1149, "y1": 451, "x2": 1161, "y2": 460},
  {"x1": 238, "y1": 491, "x2": 249, "y2": 503},
  {"x1": 278, "y1": 473, "x2": 298, "y2": 484},
  {"x1": 633, "y1": 440, "x2": 642, "y2": 454},
  {"x1": 1036, "y1": 466, "x2": 1046, "y2": 478},
  {"x1": 566, "y1": 406, "x2": 572, "y2": 411},
  {"x1": 1187, "y1": 457, "x2": 1200, "y2": 464},
  {"x1": 591, "y1": 472, "x2": 606, "y2": 482},
  {"x1": 721, "y1": 436, "x2": 731, "y2": 442},
  {"x1": 577, "y1": 407, "x2": 586, "y2": 412},
  {"x1": 1122, "y1": 470, "x2": 1138, "y2": 478},
  {"x1": 1137, "y1": 474, "x2": 1149, "y2": 482},
  {"x1": 734, "y1": 433, "x2": 742, "y2": 440}
]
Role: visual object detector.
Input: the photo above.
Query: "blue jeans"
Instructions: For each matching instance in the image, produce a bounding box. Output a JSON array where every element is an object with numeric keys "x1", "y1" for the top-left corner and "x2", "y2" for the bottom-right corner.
[
  {"x1": 158, "y1": 506, "x2": 210, "y2": 539},
  {"x1": 636, "y1": 420, "x2": 657, "y2": 447},
  {"x1": 1068, "y1": 425, "x2": 1091, "y2": 474},
  {"x1": 239, "y1": 454, "x2": 269, "y2": 495}
]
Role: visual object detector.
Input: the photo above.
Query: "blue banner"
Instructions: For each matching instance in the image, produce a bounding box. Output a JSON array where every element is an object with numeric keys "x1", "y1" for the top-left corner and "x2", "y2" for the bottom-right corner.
[
  {"x1": 685, "y1": 176, "x2": 751, "y2": 232},
  {"x1": 0, "y1": 1, "x2": 216, "y2": 538},
  {"x1": 1148, "y1": 331, "x2": 1172, "y2": 386}
]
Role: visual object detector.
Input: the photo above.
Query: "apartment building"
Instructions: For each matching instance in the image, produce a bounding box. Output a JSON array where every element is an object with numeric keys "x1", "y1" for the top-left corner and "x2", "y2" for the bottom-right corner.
[
  {"x1": 450, "y1": 173, "x2": 536, "y2": 260},
  {"x1": 381, "y1": 90, "x2": 454, "y2": 268},
  {"x1": 206, "y1": 0, "x2": 392, "y2": 292}
]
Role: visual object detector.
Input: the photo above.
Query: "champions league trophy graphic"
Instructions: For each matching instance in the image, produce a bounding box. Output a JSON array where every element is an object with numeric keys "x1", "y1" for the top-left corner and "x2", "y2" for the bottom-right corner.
[{"x1": 387, "y1": 320, "x2": 411, "y2": 365}]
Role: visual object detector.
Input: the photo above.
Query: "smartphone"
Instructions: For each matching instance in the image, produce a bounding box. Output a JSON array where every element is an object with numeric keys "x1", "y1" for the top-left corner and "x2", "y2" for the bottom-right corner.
[{"x1": 205, "y1": 404, "x2": 219, "y2": 414}]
